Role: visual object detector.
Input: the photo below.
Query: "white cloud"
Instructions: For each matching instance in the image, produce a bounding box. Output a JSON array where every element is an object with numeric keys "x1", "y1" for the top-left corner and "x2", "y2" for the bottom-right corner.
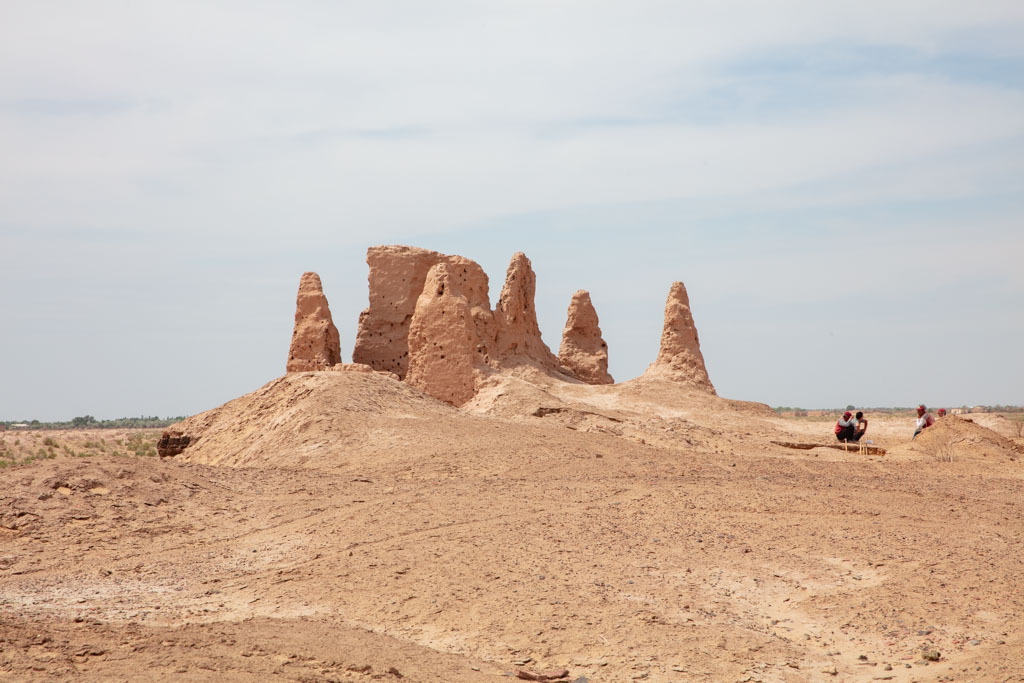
[{"x1": 2, "y1": 1, "x2": 1023, "y2": 416}]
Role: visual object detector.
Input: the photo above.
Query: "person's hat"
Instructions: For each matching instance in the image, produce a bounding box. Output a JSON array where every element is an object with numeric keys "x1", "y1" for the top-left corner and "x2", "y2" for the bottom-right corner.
[
  {"x1": 843, "y1": 411, "x2": 852, "y2": 418},
  {"x1": 918, "y1": 404, "x2": 926, "y2": 412}
]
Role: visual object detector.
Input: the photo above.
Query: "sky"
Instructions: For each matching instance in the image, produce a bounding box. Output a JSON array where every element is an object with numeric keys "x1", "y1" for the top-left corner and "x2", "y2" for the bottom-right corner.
[{"x1": 2, "y1": 1, "x2": 1023, "y2": 420}]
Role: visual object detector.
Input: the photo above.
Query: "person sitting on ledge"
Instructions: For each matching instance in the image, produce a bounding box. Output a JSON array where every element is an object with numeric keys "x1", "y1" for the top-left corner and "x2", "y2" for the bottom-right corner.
[{"x1": 835, "y1": 411, "x2": 858, "y2": 442}]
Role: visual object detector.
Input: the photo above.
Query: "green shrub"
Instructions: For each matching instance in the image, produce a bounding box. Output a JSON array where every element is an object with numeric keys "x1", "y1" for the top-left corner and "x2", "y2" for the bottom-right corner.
[{"x1": 125, "y1": 433, "x2": 158, "y2": 457}]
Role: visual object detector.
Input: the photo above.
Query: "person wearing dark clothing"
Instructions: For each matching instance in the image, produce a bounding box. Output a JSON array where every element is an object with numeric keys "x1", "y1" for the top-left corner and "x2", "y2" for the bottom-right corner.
[
  {"x1": 853, "y1": 411, "x2": 868, "y2": 442},
  {"x1": 835, "y1": 411, "x2": 857, "y2": 442}
]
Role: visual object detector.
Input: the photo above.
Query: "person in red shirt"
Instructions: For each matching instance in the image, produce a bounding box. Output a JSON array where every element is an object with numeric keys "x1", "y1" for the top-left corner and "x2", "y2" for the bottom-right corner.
[{"x1": 835, "y1": 411, "x2": 857, "y2": 442}]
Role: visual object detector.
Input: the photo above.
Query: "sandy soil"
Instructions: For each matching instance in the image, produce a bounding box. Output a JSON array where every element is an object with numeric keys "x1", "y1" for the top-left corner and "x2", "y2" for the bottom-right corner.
[{"x1": 2, "y1": 372, "x2": 1023, "y2": 681}]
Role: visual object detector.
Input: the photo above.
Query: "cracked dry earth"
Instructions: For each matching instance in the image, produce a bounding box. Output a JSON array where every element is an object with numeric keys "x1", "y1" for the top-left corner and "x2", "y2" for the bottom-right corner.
[{"x1": 2, "y1": 373, "x2": 1023, "y2": 681}]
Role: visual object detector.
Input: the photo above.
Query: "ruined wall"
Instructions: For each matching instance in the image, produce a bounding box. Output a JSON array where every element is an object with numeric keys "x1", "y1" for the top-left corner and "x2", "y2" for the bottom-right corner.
[
  {"x1": 352, "y1": 245, "x2": 493, "y2": 379},
  {"x1": 643, "y1": 281, "x2": 715, "y2": 392},
  {"x1": 558, "y1": 289, "x2": 613, "y2": 385},
  {"x1": 286, "y1": 272, "x2": 342, "y2": 373},
  {"x1": 491, "y1": 252, "x2": 560, "y2": 372},
  {"x1": 405, "y1": 263, "x2": 492, "y2": 405},
  {"x1": 310, "y1": 246, "x2": 717, "y2": 404}
]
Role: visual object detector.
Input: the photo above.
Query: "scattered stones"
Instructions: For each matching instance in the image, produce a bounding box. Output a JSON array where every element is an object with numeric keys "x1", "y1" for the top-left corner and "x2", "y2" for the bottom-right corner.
[
  {"x1": 558, "y1": 290, "x2": 613, "y2": 385},
  {"x1": 286, "y1": 272, "x2": 342, "y2": 373}
]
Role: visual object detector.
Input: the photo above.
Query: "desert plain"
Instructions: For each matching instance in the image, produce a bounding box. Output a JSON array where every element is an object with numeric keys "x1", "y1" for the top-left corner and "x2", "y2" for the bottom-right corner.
[{"x1": 2, "y1": 246, "x2": 1022, "y2": 682}]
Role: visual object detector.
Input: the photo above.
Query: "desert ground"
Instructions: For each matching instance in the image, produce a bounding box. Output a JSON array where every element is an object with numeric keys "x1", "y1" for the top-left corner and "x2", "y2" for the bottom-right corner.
[{"x1": 2, "y1": 371, "x2": 1022, "y2": 682}]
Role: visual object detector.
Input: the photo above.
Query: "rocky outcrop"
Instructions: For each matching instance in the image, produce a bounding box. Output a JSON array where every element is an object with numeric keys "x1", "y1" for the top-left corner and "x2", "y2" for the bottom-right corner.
[
  {"x1": 558, "y1": 290, "x2": 613, "y2": 385},
  {"x1": 286, "y1": 272, "x2": 342, "y2": 373},
  {"x1": 352, "y1": 246, "x2": 493, "y2": 379},
  {"x1": 406, "y1": 263, "x2": 491, "y2": 406},
  {"x1": 492, "y1": 252, "x2": 560, "y2": 371},
  {"x1": 643, "y1": 282, "x2": 714, "y2": 392},
  {"x1": 157, "y1": 430, "x2": 193, "y2": 458}
]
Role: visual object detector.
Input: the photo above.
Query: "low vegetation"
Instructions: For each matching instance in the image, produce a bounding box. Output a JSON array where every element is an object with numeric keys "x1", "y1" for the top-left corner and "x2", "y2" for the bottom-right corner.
[
  {"x1": 1, "y1": 415, "x2": 184, "y2": 430},
  {"x1": 774, "y1": 405, "x2": 1023, "y2": 415},
  {"x1": 0, "y1": 430, "x2": 162, "y2": 469}
]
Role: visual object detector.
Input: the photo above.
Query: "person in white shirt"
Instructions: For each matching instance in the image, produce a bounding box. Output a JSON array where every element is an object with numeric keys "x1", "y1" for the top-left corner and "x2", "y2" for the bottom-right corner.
[
  {"x1": 913, "y1": 405, "x2": 935, "y2": 439},
  {"x1": 853, "y1": 411, "x2": 868, "y2": 442}
]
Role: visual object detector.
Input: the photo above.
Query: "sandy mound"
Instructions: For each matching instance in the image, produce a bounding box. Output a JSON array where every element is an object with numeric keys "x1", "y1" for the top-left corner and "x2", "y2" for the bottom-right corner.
[
  {"x1": 464, "y1": 372, "x2": 785, "y2": 453},
  {"x1": 957, "y1": 413, "x2": 1024, "y2": 440},
  {"x1": 467, "y1": 370, "x2": 773, "y2": 422},
  {"x1": 889, "y1": 415, "x2": 1024, "y2": 461},
  {"x1": 166, "y1": 372, "x2": 456, "y2": 467}
]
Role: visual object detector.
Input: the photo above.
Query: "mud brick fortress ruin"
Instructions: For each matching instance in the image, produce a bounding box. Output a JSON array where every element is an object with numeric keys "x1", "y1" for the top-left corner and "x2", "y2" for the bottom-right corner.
[{"x1": 286, "y1": 245, "x2": 714, "y2": 406}]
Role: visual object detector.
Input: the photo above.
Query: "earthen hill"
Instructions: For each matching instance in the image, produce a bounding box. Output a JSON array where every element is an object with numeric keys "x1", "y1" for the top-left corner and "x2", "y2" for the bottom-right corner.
[{"x1": 157, "y1": 244, "x2": 718, "y2": 459}]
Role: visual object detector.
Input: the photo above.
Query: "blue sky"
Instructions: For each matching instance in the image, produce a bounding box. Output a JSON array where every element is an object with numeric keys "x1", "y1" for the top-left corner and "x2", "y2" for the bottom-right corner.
[{"x1": 2, "y1": 2, "x2": 1023, "y2": 419}]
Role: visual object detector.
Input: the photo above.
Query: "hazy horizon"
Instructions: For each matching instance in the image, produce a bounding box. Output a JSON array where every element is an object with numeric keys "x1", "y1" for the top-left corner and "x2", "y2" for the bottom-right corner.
[{"x1": 3, "y1": 2, "x2": 1023, "y2": 420}]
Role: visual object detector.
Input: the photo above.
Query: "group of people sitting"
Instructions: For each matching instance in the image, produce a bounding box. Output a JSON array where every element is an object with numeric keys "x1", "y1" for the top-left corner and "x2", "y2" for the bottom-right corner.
[
  {"x1": 834, "y1": 404, "x2": 947, "y2": 443},
  {"x1": 834, "y1": 410, "x2": 868, "y2": 442}
]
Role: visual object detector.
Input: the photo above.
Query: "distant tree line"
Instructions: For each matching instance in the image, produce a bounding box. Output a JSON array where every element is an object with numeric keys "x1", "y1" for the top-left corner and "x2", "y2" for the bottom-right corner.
[
  {"x1": 1, "y1": 415, "x2": 185, "y2": 430},
  {"x1": 774, "y1": 405, "x2": 1023, "y2": 414}
]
